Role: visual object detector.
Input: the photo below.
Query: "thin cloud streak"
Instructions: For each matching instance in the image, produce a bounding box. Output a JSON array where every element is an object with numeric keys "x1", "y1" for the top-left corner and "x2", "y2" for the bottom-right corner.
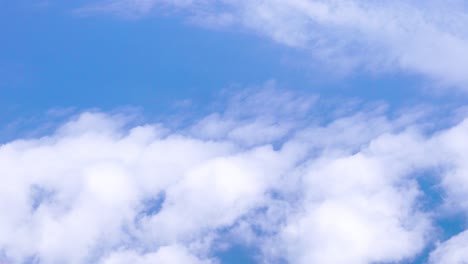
[{"x1": 80, "y1": 0, "x2": 468, "y2": 90}]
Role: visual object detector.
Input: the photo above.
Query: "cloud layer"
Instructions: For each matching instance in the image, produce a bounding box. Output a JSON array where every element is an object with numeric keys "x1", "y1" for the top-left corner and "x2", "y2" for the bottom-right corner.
[
  {"x1": 2, "y1": 88, "x2": 468, "y2": 263},
  {"x1": 81, "y1": 0, "x2": 468, "y2": 90}
]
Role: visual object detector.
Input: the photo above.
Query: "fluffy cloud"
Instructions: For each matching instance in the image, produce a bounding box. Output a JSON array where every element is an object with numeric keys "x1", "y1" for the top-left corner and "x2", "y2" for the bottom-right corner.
[
  {"x1": 80, "y1": 0, "x2": 468, "y2": 89},
  {"x1": 1, "y1": 88, "x2": 468, "y2": 263},
  {"x1": 429, "y1": 230, "x2": 468, "y2": 264},
  {"x1": 100, "y1": 246, "x2": 213, "y2": 264}
]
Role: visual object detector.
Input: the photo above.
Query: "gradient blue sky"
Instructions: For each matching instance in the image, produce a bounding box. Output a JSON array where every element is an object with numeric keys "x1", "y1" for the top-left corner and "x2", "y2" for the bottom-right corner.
[
  {"x1": 2, "y1": 1, "x2": 468, "y2": 264},
  {"x1": 4, "y1": 1, "x2": 463, "y2": 138}
]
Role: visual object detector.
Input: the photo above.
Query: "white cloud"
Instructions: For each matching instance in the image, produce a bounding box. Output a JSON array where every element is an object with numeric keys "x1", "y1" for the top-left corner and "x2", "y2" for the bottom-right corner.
[
  {"x1": 80, "y1": 0, "x2": 468, "y2": 89},
  {"x1": 429, "y1": 230, "x2": 468, "y2": 264},
  {"x1": 270, "y1": 135, "x2": 432, "y2": 263},
  {"x1": 100, "y1": 246, "x2": 213, "y2": 264},
  {"x1": 2, "y1": 88, "x2": 468, "y2": 263}
]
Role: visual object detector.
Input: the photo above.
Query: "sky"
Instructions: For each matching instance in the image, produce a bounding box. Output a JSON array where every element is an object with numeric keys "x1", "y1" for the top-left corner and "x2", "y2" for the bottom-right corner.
[{"x1": 2, "y1": 0, "x2": 468, "y2": 263}]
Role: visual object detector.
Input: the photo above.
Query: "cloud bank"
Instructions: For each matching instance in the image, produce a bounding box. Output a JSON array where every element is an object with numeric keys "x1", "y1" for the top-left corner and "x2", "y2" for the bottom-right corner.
[
  {"x1": 80, "y1": 0, "x2": 468, "y2": 90},
  {"x1": 2, "y1": 88, "x2": 468, "y2": 263}
]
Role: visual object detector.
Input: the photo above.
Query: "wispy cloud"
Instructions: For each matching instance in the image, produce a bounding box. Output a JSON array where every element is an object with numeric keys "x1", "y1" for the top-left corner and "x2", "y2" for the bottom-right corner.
[{"x1": 79, "y1": 0, "x2": 468, "y2": 90}]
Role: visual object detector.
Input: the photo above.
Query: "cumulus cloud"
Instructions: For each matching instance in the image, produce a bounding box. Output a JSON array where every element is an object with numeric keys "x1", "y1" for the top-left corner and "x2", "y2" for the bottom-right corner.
[
  {"x1": 429, "y1": 230, "x2": 468, "y2": 264},
  {"x1": 1, "y1": 87, "x2": 468, "y2": 263},
  {"x1": 100, "y1": 246, "x2": 213, "y2": 264},
  {"x1": 79, "y1": 0, "x2": 468, "y2": 89},
  {"x1": 0, "y1": 88, "x2": 468, "y2": 263}
]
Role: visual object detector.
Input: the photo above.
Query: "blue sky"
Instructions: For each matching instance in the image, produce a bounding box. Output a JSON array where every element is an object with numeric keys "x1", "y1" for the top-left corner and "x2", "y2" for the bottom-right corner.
[
  {"x1": 4, "y1": 1, "x2": 461, "y2": 136},
  {"x1": 2, "y1": 1, "x2": 468, "y2": 264}
]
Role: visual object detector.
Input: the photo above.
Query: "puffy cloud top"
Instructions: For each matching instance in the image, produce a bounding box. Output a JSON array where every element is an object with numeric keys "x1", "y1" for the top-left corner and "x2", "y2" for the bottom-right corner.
[{"x1": 2, "y1": 88, "x2": 468, "y2": 263}]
